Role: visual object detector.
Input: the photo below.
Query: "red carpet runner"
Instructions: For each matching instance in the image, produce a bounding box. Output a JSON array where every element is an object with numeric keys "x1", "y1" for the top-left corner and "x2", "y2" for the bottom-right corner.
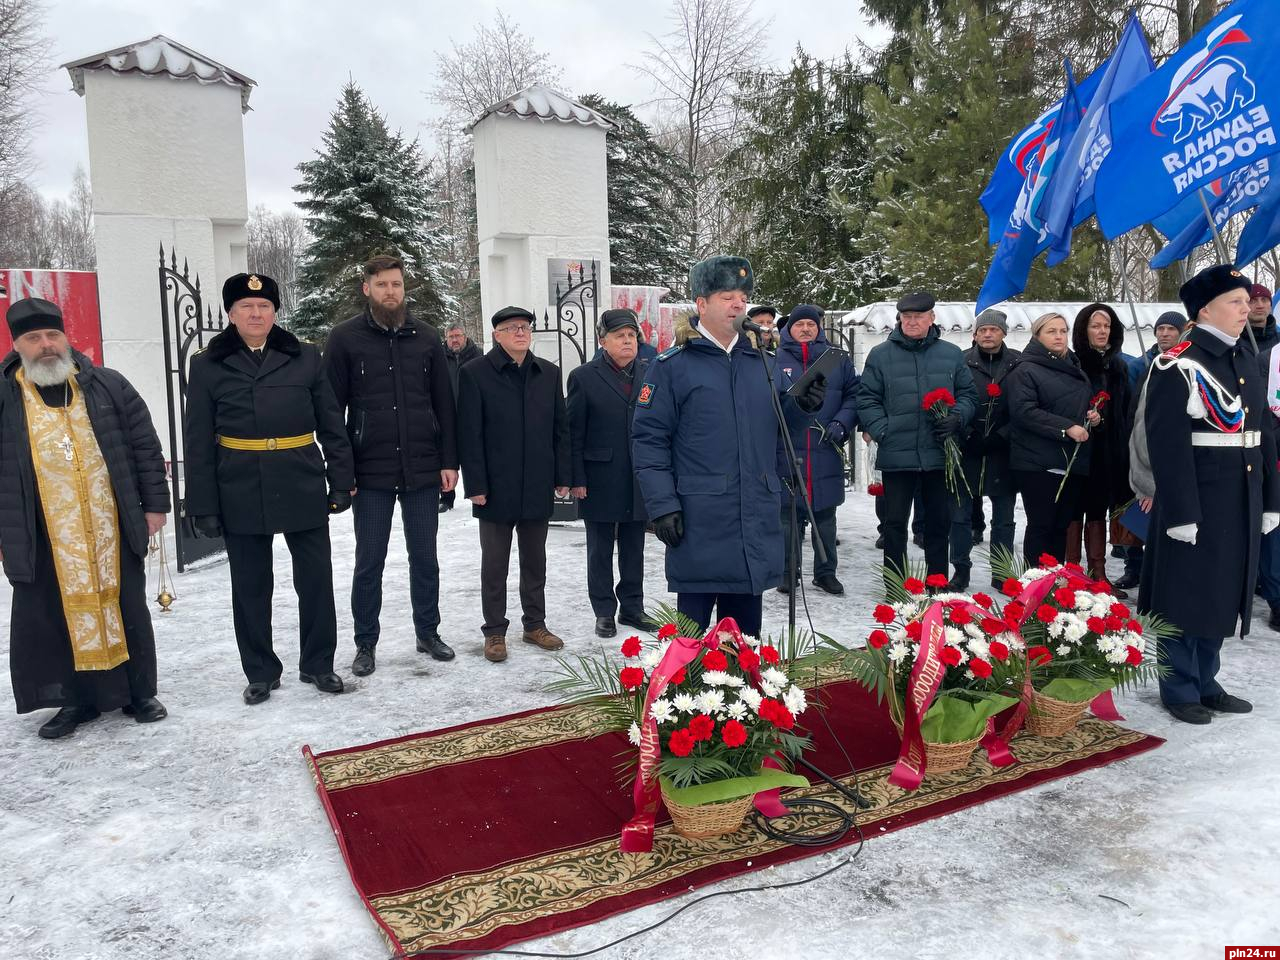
[{"x1": 303, "y1": 679, "x2": 1162, "y2": 959}]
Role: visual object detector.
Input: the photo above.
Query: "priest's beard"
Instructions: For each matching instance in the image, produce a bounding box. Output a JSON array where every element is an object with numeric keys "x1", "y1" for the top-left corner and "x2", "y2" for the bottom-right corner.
[
  {"x1": 370, "y1": 297, "x2": 407, "y2": 330},
  {"x1": 22, "y1": 348, "x2": 75, "y2": 387}
]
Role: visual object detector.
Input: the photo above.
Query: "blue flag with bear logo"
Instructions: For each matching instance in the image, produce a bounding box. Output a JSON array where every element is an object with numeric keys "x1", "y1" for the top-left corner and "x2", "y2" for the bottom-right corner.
[
  {"x1": 1094, "y1": 0, "x2": 1280, "y2": 240},
  {"x1": 1150, "y1": 158, "x2": 1272, "y2": 267}
]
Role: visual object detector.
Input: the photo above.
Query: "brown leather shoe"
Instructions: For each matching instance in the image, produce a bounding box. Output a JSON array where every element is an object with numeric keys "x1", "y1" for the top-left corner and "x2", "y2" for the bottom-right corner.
[
  {"x1": 483, "y1": 635, "x2": 508, "y2": 663},
  {"x1": 522, "y1": 626, "x2": 564, "y2": 651}
]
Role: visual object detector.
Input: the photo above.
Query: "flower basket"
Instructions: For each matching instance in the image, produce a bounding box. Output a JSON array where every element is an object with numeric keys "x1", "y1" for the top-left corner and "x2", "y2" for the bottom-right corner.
[
  {"x1": 660, "y1": 779, "x2": 755, "y2": 839},
  {"x1": 1026, "y1": 688, "x2": 1090, "y2": 737},
  {"x1": 889, "y1": 712, "x2": 982, "y2": 775}
]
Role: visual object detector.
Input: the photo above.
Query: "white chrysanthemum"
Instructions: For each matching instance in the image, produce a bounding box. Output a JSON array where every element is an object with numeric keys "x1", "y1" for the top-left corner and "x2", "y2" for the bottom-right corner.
[
  {"x1": 695, "y1": 689, "x2": 725, "y2": 714},
  {"x1": 650, "y1": 699, "x2": 676, "y2": 725},
  {"x1": 1091, "y1": 597, "x2": 1113, "y2": 619},
  {"x1": 1074, "y1": 592, "x2": 1095, "y2": 612},
  {"x1": 640, "y1": 648, "x2": 663, "y2": 671},
  {"x1": 891, "y1": 628, "x2": 908, "y2": 644},
  {"x1": 760, "y1": 680, "x2": 782, "y2": 699},
  {"x1": 672, "y1": 692, "x2": 696, "y2": 714},
  {"x1": 963, "y1": 622, "x2": 985, "y2": 640},
  {"x1": 701, "y1": 670, "x2": 734, "y2": 687},
  {"x1": 1056, "y1": 644, "x2": 1072, "y2": 657},
  {"x1": 951, "y1": 646, "x2": 970, "y2": 665},
  {"x1": 1104, "y1": 646, "x2": 1128, "y2": 665},
  {"x1": 628, "y1": 722, "x2": 641, "y2": 746},
  {"x1": 737, "y1": 688, "x2": 763, "y2": 712},
  {"x1": 999, "y1": 631, "x2": 1025, "y2": 652},
  {"x1": 726, "y1": 701, "x2": 748, "y2": 720},
  {"x1": 966, "y1": 635, "x2": 990, "y2": 661},
  {"x1": 1063, "y1": 621, "x2": 1087, "y2": 643},
  {"x1": 893, "y1": 601, "x2": 920, "y2": 618},
  {"x1": 1128, "y1": 632, "x2": 1145, "y2": 653},
  {"x1": 741, "y1": 634, "x2": 761, "y2": 648},
  {"x1": 887, "y1": 643, "x2": 911, "y2": 665},
  {"x1": 717, "y1": 630, "x2": 735, "y2": 646},
  {"x1": 783, "y1": 685, "x2": 807, "y2": 716},
  {"x1": 761, "y1": 667, "x2": 789, "y2": 688},
  {"x1": 944, "y1": 626, "x2": 965, "y2": 647},
  {"x1": 964, "y1": 669, "x2": 975, "y2": 680}
]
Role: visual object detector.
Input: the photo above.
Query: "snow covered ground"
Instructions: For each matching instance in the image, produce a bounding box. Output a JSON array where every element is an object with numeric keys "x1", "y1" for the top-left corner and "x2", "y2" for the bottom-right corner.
[{"x1": 1, "y1": 492, "x2": 1278, "y2": 960}]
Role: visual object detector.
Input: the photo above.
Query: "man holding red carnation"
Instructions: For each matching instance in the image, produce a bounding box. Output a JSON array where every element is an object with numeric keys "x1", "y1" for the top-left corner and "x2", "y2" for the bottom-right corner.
[{"x1": 856, "y1": 291, "x2": 977, "y2": 589}]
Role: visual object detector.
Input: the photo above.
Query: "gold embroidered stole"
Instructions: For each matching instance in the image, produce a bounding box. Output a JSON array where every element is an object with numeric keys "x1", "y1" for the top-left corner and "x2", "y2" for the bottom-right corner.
[{"x1": 19, "y1": 370, "x2": 129, "y2": 671}]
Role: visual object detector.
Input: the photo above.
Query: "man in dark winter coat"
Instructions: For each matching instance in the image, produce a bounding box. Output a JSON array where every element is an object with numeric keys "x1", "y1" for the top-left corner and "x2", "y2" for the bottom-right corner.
[
  {"x1": 856, "y1": 291, "x2": 977, "y2": 584},
  {"x1": 0, "y1": 298, "x2": 171, "y2": 739},
  {"x1": 1246, "y1": 282, "x2": 1278, "y2": 352},
  {"x1": 185, "y1": 273, "x2": 355, "y2": 705},
  {"x1": 774, "y1": 304, "x2": 859, "y2": 596},
  {"x1": 567, "y1": 308, "x2": 654, "y2": 638},
  {"x1": 632, "y1": 256, "x2": 826, "y2": 636},
  {"x1": 323, "y1": 255, "x2": 459, "y2": 677},
  {"x1": 457, "y1": 306, "x2": 571, "y2": 663},
  {"x1": 1140, "y1": 265, "x2": 1280, "y2": 724},
  {"x1": 440, "y1": 321, "x2": 482, "y2": 513},
  {"x1": 952, "y1": 309, "x2": 1020, "y2": 590}
]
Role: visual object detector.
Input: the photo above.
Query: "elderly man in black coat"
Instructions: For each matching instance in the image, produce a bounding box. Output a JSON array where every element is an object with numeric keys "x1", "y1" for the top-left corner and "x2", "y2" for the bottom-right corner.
[
  {"x1": 1140, "y1": 265, "x2": 1280, "y2": 724},
  {"x1": 567, "y1": 309, "x2": 654, "y2": 639},
  {"x1": 185, "y1": 273, "x2": 355, "y2": 705},
  {"x1": 0, "y1": 298, "x2": 171, "y2": 738},
  {"x1": 439, "y1": 321, "x2": 483, "y2": 514},
  {"x1": 457, "y1": 306, "x2": 571, "y2": 663}
]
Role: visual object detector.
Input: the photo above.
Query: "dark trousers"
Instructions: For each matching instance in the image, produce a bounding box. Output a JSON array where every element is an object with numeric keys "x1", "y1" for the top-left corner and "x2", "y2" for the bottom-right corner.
[
  {"x1": 971, "y1": 497, "x2": 986, "y2": 536},
  {"x1": 351, "y1": 485, "x2": 441, "y2": 647},
  {"x1": 950, "y1": 490, "x2": 1015, "y2": 571},
  {"x1": 1159, "y1": 634, "x2": 1225, "y2": 706},
  {"x1": 477, "y1": 518, "x2": 549, "y2": 636},
  {"x1": 1259, "y1": 528, "x2": 1280, "y2": 610},
  {"x1": 1123, "y1": 542, "x2": 1145, "y2": 580},
  {"x1": 781, "y1": 503, "x2": 838, "y2": 580},
  {"x1": 677, "y1": 592, "x2": 763, "y2": 637},
  {"x1": 881, "y1": 470, "x2": 949, "y2": 578},
  {"x1": 1016, "y1": 470, "x2": 1084, "y2": 567},
  {"x1": 875, "y1": 484, "x2": 924, "y2": 538},
  {"x1": 585, "y1": 519, "x2": 647, "y2": 618},
  {"x1": 223, "y1": 525, "x2": 337, "y2": 683}
]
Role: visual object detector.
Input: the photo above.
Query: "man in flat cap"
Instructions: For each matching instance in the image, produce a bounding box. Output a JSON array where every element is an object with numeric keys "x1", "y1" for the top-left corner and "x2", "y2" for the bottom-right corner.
[
  {"x1": 457, "y1": 306, "x2": 571, "y2": 663},
  {"x1": 567, "y1": 308, "x2": 655, "y2": 638},
  {"x1": 0, "y1": 298, "x2": 170, "y2": 738},
  {"x1": 632, "y1": 256, "x2": 826, "y2": 636},
  {"x1": 746, "y1": 305, "x2": 779, "y2": 352},
  {"x1": 857, "y1": 291, "x2": 977, "y2": 588},
  {"x1": 184, "y1": 273, "x2": 354, "y2": 705},
  {"x1": 1140, "y1": 265, "x2": 1280, "y2": 724}
]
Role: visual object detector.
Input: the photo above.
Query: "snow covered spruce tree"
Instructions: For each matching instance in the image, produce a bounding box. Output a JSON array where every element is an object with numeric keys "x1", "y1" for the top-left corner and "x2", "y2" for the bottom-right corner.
[
  {"x1": 291, "y1": 81, "x2": 456, "y2": 342},
  {"x1": 577, "y1": 94, "x2": 691, "y2": 295}
]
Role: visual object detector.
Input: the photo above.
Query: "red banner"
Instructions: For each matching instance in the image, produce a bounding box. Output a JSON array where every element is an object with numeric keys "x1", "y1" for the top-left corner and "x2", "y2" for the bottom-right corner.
[
  {"x1": 888, "y1": 601, "x2": 948, "y2": 791},
  {"x1": 0, "y1": 269, "x2": 103, "y2": 363}
]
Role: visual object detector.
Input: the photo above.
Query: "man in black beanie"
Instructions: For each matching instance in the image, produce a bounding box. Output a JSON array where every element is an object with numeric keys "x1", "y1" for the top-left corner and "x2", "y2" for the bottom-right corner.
[{"x1": 0, "y1": 298, "x2": 171, "y2": 738}]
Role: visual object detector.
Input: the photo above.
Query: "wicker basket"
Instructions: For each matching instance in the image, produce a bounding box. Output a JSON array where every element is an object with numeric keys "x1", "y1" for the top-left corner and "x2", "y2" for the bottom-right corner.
[
  {"x1": 660, "y1": 782, "x2": 755, "y2": 840},
  {"x1": 890, "y1": 714, "x2": 982, "y2": 776},
  {"x1": 1026, "y1": 689, "x2": 1090, "y2": 737}
]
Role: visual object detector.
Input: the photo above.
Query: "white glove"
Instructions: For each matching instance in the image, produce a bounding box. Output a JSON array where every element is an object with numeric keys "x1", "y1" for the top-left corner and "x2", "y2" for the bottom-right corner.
[
  {"x1": 1263, "y1": 512, "x2": 1280, "y2": 536},
  {"x1": 1166, "y1": 523, "x2": 1198, "y2": 545}
]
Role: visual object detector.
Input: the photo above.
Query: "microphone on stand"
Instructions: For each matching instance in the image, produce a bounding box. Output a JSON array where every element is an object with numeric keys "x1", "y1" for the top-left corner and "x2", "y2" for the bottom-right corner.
[{"x1": 732, "y1": 314, "x2": 771, "y2": 338}]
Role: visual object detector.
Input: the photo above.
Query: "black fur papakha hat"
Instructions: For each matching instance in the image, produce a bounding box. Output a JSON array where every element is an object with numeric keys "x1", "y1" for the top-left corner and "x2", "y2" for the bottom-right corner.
[
  {"x1": 689, "y1": 255, "x2": 754, "y2": 300},
  {"x1": 1179, "y1": 265, "x2": 1251, "y2": 322}
]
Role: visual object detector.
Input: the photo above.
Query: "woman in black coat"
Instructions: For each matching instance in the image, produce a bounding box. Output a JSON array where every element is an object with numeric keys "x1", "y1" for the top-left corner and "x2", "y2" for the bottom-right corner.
[
  {"x1": 1005, "y1": 312, "x2": 1098, "y2": 568},
  {"x1": 1069, "y1": 303, "x2": 1133, "y2": 593}
]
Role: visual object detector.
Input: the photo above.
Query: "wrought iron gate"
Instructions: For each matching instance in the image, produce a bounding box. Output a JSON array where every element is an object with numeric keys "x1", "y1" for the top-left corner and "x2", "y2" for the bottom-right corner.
[
  {"x1": 535, "y1": 259, "x2": 600, "y2": 381},
  {"x1": 158, "y1": 244, "x2": 226, "y2": 570}
]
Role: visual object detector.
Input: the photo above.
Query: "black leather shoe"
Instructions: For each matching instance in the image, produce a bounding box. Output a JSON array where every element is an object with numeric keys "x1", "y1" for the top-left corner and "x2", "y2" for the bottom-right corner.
[
  {"x1": 1113, "y1": 571, "x2": 1140, "y2": 590},
  {"x1": 1201, "y1": 692, "x2": 1252, "y2": 713},
  {"x1": 416, "y1": 635, "x2": 456, "y2": 661},
  {"x1": 38, "y1": 705, "x2": 100, "y2": 739},
  {"x1": 874, "y1": 535, "x2": 884, "y2": 549},
  {"x1": 352, "y1": 645, "x2": 376, "y2": 676},
  {"x1": 1269, "y1": 607, "x2": 1280, "y2": 632},
  {"x1": 122, "y1": 697, "x2": 167, "y2": 723},
  {"x1": 1165, "y1": 701, "x2": 1212, "y2": 724},
  {"x1": 243, "y1": 679, "x2": 280, "y2": 705},
  {"x1": 299, "y1": 671, "x2": 345, "y2": 693},
  {"x1": 776, "y1": 580, "x2": 798, "y2": 594},
  {"x1": 813, "y1": 575, "x2": 845, "y2": 595},
  {"x1": 948, "y1": 568, "x2": 970, "y2": 592},
  {"x1": 595, "y1": 616, "x2": 617, "y2": 638},
  {"x1": 618, "y1": 611, "x2": 659, "y2": 632}
]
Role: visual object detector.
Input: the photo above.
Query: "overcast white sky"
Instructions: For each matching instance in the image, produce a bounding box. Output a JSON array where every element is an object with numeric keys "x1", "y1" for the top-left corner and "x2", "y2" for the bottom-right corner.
[{"x1": 27, "y1": 0, "x2": 887, "y2": 210}]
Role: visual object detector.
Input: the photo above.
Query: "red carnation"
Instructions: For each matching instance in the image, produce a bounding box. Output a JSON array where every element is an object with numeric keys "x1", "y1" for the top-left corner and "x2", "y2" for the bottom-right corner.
[
  {"x1": 981, "y1": 617, "x2": 1005, "y2": 635},
  {"x1": 868, "y1": 629, "x2": 891, "y2": 649},
  {"x1": 760, "y1": 645, "x2": 781, "y2": 665},
  {"x1": 1027, "y1": 645, "x2": 1053, "y2": 666},
  {"x1": 1038, "y1": 553, "x2": 1060, "y2": 568},
  {"x1": 1126, "y1": 619, "x2": 1143, "y2": 635},
  {"x1": 936, "y1": 388, "x2": 956, "y2": 406},
  {"x1": 989, "y1": 640, "x2": 1010, "y2": 661},
  {"x1": 702, "y1": 649, "x2": 728, "y2": 671},
  {"x1": 619, "y1": 666, "x2": 646, "y2": 690},
  {"x1": 1064, "y1": 561, "x2": 1085, "y2": 574},
  {"x1": 926, "y1": 573, "x2": 949, "y2": 588},
  {"x1": 669, "y1": 667, "x2": 686, "y2": 685},
  {"x1": 969, "y1": 658, "x2": 993, "y2": 678},
  {"x1": 758, "y1": 698, "x2": 795, "y2": 730},
  {"x1": 905, "y1": 621, "x2": 923, "y2": 641},
  {"x1": 721, "y1": 719, "x2": 748, "y2": 748},
  {"x1": 903, "y1": 577, "x2": 925, "y2": 595},
  {"x1": 986, "y1": 383, "x2": 1002, "y2": 398},
  {"x1": 1110, "y1": 602, "x2": 1131, "y2": 619},
  {"x1": 1092, "y1": 391, "x2": 1110, "y2": 408},
  {"x1": 1001, "y1": 577, "x2": 1022, "y2": 597},
  {"x1": 1125, "y1": 645, "x2": 1143, "y2": 666},
  {"x1": 867, "y1": 482, "x2": 885, "y2": 497},
  {"x1": 668, "y1": 728, "x2": 694, "y2": 757},
  {"x1": 1086, "y1": 616, "x2": 1108, "y2": 634},
  {"x1": 1004, "y1": 601, "x2": 1026, "y2": 622},
  {"x1": 940, "y1": 646, "x2": 963, "y2": 666},
  {"x1": 1054, "y1": 587, "x2": 1077, "y2": 607},
  {"x1": 1036, "y1": 604, "x2": 1059, "y2": 624},
  {"x1": 738, "y1": 646, "x2": 761, "y2": 671},
  {"x1": 621, "y1": 635, "x2": 642, "y2": 658},
  {"x1": 973, "y1": 592, "x2": 994, "y2": 609},
  {"x1": 1105, "y1": 614, "x2": 1125, "y2": 633},
  {"x1": 949, "y1": 607, "x2": 972, "y2": 626},
  {"x1": 1091, "y1": 581, "x2": 1114, "y2": 595},
  {"x1": 688, "y1": 713, "x2": 716, "y2": 742},
  {"x1": 657, "y1": 623, "x2": 678, "y2": 640},
  {"x1": 873, "y1": 604, "x2": 896, "y2": 624}
]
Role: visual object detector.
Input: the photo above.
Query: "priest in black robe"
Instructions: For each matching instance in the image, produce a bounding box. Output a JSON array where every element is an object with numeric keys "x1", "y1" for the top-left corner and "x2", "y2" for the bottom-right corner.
[{"x1": 0, "y1": 298, "x2": 171, "y2": 739}]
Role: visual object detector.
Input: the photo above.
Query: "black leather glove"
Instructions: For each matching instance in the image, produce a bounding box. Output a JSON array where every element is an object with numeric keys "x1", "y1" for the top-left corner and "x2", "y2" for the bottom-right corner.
[
  {"x1": 932, "y1": 412, "x2": 962, "y2": 442},
  {"x1": 192, "y1": 515, "x2": 222, "y2": 539},
  {"x1": 795, "y1": 374, "x2": 828, "y2": 413},
  {"x1": 652, "y1": 511, "x2": 684, "y2": 548},
  {"x1": 328, "y1": 488, "x2": 352, "y2": 514}
]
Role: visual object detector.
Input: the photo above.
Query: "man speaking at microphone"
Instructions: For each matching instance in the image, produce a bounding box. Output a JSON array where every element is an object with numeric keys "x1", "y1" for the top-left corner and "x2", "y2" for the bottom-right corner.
[{"x1": 632, "y1": 255, "x2": 827, "y2": 636}]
